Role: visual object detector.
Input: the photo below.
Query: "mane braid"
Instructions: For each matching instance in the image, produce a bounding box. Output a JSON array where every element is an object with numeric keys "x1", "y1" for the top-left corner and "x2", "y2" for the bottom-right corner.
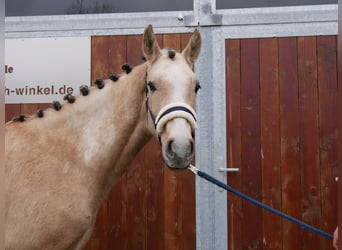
[
  {"x1": 168, "y1": 50, "x2": 176, "y2": 59},
  {"x1": 10, "y1": 61, "x2": 141, "y2": 124},
  {"x1": 94, "y1": 78, "x2": 105, "y2": 89},
  {"x1": 122, "y1": 63, "x2": 132, "y2": 74},
  {"x1": 80, "y1": 85, "x2": 89, "y2": 96},
  {"x1": 109, "y1": 73, "x2": 120, "y2": 82},
  {"x1": 52, "y1": 101, "x2": 62, "y2": 111},
  {"x1": 9, "y1": 71, "x2": 132, "y2": 124},
  {"x1": 36, "y1": 109, "x2": 44, "y2": 118},
  {"x1": 63, "y1": 94, "x2": 76, "y2": 104},
  {"x1": 12, "y1": 114, "x2": 26, "y2": 122}
]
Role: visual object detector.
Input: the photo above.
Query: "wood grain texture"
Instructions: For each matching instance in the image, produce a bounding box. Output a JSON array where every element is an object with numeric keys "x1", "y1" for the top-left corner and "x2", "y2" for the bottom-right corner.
[
  {"x1": 240, "y1": 38, "x2": 262, "y2": 250},
  {"x1": 225, "y1": 35, "x2": 338, "y2": 250},
  {"x1": 317, "y1": 35, "x2": 338, "y2": 250},
  {"x1": 226, "y1": 38, "x2": 243, "y2": 250},
  {"x1": 259, "y1": 37, "x2": 281, "y2": 250}
]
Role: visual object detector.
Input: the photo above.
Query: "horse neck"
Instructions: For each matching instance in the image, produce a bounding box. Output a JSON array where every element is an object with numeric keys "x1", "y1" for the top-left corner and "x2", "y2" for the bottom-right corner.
[
  {"x1": 20, "y1": 63, "x2": 152, "y2": 206},
  {"x1": 76, "y1": 64, "x2": 153, "y2": 196}
]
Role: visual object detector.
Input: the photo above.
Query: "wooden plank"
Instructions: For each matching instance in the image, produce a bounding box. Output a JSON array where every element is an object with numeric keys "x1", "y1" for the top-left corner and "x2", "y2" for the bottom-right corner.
[
  {"x1": 180, "y1": 33, "x2": 191, "y2": 51},
  {"x1": 5, "y1": 104, "x2": 20, "y2": 122},
  {"x1": 20, "y1": 104, "x2": 38, "y2": 116},
  {"x1": 338, "y1": 11, "x2": 342, "y2": 247},
  {"x1": 109, "y1": 35, "x2": 127, "y2": 74},
  {"x1": 126, "y1": 34, "x2": 144, "y2": 67},
  {"x1": 37, "y1": 103, "x2": 51, "y2": 111},
  {"x1": 180, "y1": 170, "x2": 196, "y2": 250},
  {"x1": 91, "y1": 36, "x2": 110, "y2": 82},
  {"x1": 225, "y1": 38, "x2": 243, "y2": 250},
  {"x1": 317, "y1": 35, "x2": 338, "y2": 250},
  {"x1": 297, "y1": 36, "x2": 321, "y2": 250},
  {"x1": 126, "y1": 150, "x2": 147, "y2": 250},
  {"x1": 278, "y1": 37, "x2": 302, "y2": 249},
  {"x1": 145, "y1": 140, "x2": 165, "y2": 250},
  {"x1": 240, "y1": 38, "x2": 262, "y2": 250},
  {"x1": 259, "y1": 37, "x2": 282, "y2": 249},
  {"x1": 338, "y1": 22, "x2": 342, "y2": 250}
]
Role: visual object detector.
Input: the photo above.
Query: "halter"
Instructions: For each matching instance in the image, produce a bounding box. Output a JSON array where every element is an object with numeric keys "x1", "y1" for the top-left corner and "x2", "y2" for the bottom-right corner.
[{"x1": 144, "y1": 73, "x2": 197, "y2": 140}]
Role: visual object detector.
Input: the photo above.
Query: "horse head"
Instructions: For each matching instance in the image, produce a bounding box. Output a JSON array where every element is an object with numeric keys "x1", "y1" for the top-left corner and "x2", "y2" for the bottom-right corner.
[{"x1": 143, "y1": 25, "x2": 202, "y2": 170}]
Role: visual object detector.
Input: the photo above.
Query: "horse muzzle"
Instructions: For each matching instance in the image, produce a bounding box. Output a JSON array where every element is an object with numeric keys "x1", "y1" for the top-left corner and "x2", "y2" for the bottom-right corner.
[{"x1": 154, "y1": 103, "x2": 197, "y2": 170}]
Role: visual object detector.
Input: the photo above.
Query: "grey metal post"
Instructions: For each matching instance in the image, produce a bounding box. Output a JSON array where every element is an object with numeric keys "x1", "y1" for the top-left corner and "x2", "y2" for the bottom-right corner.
[{"x1": 194, "y1": 26, "x2": 228, "y2": 250}]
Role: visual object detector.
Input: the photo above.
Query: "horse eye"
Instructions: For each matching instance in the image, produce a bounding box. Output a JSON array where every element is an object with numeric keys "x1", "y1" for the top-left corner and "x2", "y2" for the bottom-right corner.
[
  {"x1": 148, "y1": 81, "x2": 157, "y2": 92},
  {"x1": 195, "y1": 82, "x2": 201, "y2": 93}
]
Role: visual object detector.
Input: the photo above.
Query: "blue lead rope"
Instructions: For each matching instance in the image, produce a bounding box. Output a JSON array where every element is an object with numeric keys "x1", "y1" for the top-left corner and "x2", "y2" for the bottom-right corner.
[{"x1": 188, "y1": 165, "x2": 333, "y2": 240}]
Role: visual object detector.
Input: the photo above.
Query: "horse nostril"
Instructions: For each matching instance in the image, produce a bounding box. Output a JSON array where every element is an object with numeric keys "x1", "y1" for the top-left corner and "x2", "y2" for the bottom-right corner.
[
  {"x1": 190, "y1": 140, "x2": 194, "y2": 155},
  {"x1": 167, "y1": 139, "x2": 175, "y2": 157}
]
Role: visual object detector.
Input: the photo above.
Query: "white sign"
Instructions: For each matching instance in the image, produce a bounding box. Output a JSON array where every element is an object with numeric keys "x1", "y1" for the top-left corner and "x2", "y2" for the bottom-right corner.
[{"x1": 5, "y1": 37, "x2": 90, "y2": 104}]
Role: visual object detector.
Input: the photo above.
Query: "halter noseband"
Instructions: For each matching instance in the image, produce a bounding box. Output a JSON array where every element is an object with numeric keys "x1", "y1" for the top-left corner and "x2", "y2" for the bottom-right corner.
[
  {"x1": 144, "y1": 73, "x2": 197, "y2": 139},
  {"x1": 154, "y1": 102, "x2": 197, "y2": 134}
]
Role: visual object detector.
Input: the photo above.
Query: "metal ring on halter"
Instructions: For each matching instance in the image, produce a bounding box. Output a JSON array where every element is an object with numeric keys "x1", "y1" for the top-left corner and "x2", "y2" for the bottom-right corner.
[{"x1": 154, "y1": 102, "x2": 197, "y2": 134}]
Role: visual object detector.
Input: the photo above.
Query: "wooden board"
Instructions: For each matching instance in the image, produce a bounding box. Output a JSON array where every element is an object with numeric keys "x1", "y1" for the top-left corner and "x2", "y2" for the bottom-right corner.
[
  {"x1": 259, "y1": 37, "x2": 281, "y2": 249},
  {"x1": 240, "y1": 38, "x2": 262, "y2": 250},
  {"x1": 225, "y1": 36, "x2": 338, "y2": 250}
]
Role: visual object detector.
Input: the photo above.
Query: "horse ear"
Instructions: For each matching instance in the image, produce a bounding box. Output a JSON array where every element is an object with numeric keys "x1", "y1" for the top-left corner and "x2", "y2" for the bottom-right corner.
[
  {"x1": 143, "y1": 24, "x2": 161, "y2": 62},
  {"x1": 182, "y1": 29, "x2": 202, "y2": 66}
]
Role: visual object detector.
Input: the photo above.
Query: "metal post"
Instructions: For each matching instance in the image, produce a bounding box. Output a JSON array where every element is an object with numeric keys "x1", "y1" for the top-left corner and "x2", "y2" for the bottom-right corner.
[{"x1": 195, "y1": 24, "x2": 228, "y2": 250}]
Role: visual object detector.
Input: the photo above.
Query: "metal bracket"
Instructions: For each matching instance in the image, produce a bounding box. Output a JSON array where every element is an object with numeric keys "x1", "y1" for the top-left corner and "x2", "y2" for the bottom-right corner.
[
  {"x1": 183, "y1": 2, "x2": 222, "y2": 27},
  {"x1": 218, "y1": 167, "x2": 240, "y2": 172},
  {"x1": 183, "y1": 13, "x2": 222, "y2": 27}
]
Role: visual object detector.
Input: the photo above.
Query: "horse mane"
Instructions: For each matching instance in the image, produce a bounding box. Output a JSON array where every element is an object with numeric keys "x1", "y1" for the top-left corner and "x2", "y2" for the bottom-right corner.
[
  {"x1": 7, "y1": 62, "x2": 141, "y2": 125},
  {"x1": 7, "y1": 48, "x2": 179, "y2": 125}
]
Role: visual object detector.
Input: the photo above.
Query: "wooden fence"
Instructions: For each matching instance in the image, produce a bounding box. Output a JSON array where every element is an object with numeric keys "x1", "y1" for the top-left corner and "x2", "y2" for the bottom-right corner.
[{"x1": 226, "y1": 36, "x2": 338, "y2": 250}]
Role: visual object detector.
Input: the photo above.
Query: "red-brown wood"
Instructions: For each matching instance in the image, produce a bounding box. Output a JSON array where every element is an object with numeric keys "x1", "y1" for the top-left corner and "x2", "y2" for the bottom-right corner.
[
  {"x1": 5, "y1": 104, "x2": 20, "y2": 122},
  {"x1": 278, "y1": 37, "x2": 302, "y2": 249},
  {"x1": 297, "y1": 36, "x2": 321, "y2": 250},
  {"x1": 20, "y1": 104, "x2": 38, "y2": 115},
  {"x1": 226, "y1": 38, "x2": 243, "y2": 250},
  {"x1": 240, "y1": 38, "x2": 262, "y2": 250},
  {"x1": 225, "y1": 35, "x2": 338, "y2": 250},
  {"x1": 317, "y1": 35, "x2": 338, "y2": 250},
  {"x1": 145, "y1": 140, "x2": 165, "y2": 250},
  {"x1": 259, "y1": 37, "x2": 282, "y2": 249},
  {"x1": 338, "y1": 5, "x2": 342, "y2": 246}
]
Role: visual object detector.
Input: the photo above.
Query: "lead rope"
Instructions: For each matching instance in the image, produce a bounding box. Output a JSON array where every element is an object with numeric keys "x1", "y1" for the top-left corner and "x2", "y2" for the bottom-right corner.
[{"x1": 188, "y1": 164, "x2": 333, "y2": 240}]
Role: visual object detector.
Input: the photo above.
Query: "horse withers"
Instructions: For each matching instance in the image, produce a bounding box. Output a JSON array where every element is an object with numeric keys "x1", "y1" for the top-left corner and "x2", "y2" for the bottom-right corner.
[{"x1": 5, "y1": 25, "x2": 201, "y2": 249}]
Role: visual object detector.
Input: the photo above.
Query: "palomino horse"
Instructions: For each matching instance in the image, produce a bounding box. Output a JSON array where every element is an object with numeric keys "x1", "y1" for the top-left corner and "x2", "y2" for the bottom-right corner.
[{"x1": 5, "y1": 25, "x2": 201, "y2": 249}]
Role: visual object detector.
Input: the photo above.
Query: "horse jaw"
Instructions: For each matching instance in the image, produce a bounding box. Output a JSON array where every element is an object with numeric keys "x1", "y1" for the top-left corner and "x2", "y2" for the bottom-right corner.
[{"x1": 160, "y1": 118, "x2": 194, "y2": 170}]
